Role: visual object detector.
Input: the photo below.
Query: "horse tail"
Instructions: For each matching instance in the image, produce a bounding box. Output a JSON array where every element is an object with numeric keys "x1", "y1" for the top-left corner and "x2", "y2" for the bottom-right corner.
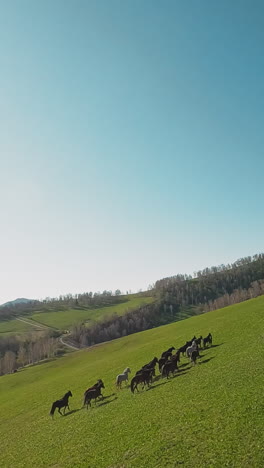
[{"x1": 50, "y1": 402, "x2": 56, "y2": 416}]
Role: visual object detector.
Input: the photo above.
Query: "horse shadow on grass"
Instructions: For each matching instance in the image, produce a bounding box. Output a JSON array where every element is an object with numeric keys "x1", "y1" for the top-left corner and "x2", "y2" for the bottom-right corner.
[
  {"x1": 152, "y1": 375, "x2": 162, "y2": 383},
  {"x1": 210, "y1": 343, "x2": 224, "y2": 348},
  {"x1": 97, "y1": 396, "x2": 118, "y2": 407},
  {"x1": 102, "y1": 393, "x2": 116, "y2": 400},
  {"x1": 199, "y1": 356, "x2": 215, "y2": 365},
  {"x1": 146, "y1": 381, "x2": 170, "y2": 391},
  {"x1": 63, "y1": 409, "x2": 81, "y2": 417},
  {"x1": 179, "y1": 362, "x2": 191, "y2": 369},
  {"x1": 172, "y1": 371, "x2": 188, "y2": 379}
]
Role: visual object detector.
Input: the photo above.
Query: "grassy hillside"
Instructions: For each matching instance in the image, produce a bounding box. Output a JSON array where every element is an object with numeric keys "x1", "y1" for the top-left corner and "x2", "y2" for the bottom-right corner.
[
  {"x1": 0, "y1": 296, "x2": 263, "y2": 467},
  {"x1": 29, "y1": 295, "x2": 154, "y2": 330},
  {"x1": 0, "y1": 318, "x2": 37, "y2": 335}
]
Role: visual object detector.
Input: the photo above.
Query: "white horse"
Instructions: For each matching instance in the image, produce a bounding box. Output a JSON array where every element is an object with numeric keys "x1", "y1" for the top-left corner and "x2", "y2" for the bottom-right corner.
[
  {"x1": 186, "y1": 343, "x2": 197, "y2": 360},
  {"x1": 116, "y1": 367, "x2": 131, "y2": 389}
]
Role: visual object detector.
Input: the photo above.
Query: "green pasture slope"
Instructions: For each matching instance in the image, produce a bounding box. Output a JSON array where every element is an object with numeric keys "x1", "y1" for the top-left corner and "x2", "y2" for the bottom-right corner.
[
  {"x1": 0, "y1": 296, "x2": 263, "y2": 467},
  {"x1": 29, "y1": 295, "x2": 154, "y2": 330},
  {"x1": 0, "y1": 318, "x2": 36, "y2": 335}
]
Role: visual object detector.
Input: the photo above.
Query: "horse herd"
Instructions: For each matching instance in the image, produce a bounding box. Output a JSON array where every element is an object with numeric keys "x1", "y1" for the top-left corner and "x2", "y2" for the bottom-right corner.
[{"x1": 49, "y1": 332, "x2": 213, "y2": 417}]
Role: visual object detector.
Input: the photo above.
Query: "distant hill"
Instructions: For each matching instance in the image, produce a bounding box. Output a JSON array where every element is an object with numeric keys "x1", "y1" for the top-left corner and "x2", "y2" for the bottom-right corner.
[{"x1": 0, "y1": 298, "x2": 33, "y2": 308}]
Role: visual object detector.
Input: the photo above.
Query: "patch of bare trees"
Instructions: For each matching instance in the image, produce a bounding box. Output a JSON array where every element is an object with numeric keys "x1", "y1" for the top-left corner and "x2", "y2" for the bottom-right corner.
[
  {"x1": 203, "y1": 280, "x2": 264, "y2": 312},
  {"x1": 70, "y1": 303, "x2": 164, "y2": 347},
  {"x1": 155, "y1": 253, "x2": 264, "y2": 308},
  {"x1": 0, "y1": 332, "x2": 60, "y2": 376},
  {"x1": 69, "y1": 276, "x2": 264, "y2": 349}
]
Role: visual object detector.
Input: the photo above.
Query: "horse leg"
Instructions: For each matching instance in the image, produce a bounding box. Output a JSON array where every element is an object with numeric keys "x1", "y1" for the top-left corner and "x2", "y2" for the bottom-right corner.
[{"x1": 58, "y1": 408, "x2": 63, "y2": 416}]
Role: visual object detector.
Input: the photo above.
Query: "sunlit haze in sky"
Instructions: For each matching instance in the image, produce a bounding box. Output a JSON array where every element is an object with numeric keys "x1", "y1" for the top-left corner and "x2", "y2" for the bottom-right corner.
[{"x1": 1, "y1": 1, "x2": 263, "y2": 303}]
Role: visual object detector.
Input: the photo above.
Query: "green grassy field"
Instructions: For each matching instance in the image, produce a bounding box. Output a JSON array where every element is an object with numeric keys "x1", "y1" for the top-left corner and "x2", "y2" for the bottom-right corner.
[
  {"x1": 0, "y1": 318, "x2": 36, "y2": 335},
  {"x1": 0, "y1": 296, "x2": 263, "y2": 467},
  {"x1": 29, "y1": 295, "x2": 154, "y2": 330}
]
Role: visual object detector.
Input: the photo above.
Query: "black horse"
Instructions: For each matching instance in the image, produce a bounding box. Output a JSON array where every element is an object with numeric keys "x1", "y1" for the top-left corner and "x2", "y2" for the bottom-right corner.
[
  {"x1": 50, "y1": 391, "x2": 72, "y2": 417},
  {"x1": 203, "y1": 333, "x2": 212, "y2": 348},
  {"x1": 178, "y1": 342, "x2": 190, "y2": 356},
  {"x1": 84, "y1": 380, "x2": 105, "y2": 408},
  {"x1": 171, "y1": 349, "x2": 181, "y2": 365},
  {"x1": 195, "y1": 336, "x2": 203, "y2": 349},
  {"x1": 161, "y1": 347, "x2": 175, "y2": 358},
  {"x1": 142, "y1": 357, "x2": 158, "y2": 370},
  {"x1": 136, "y1": 365, "x2": 155, "y2": 382},
  {"x1": 158, "y1": 356, "x2": 167, "y2": 372},
  {"x1": 190, "y1": 350, "x2": 199, "y2": 365},
  {"x1": 131, "y1": 369, "x2": 152, "y2": 393},
  {"x1": 162, "y1": 359, "x2": 178, "y2": 379}
]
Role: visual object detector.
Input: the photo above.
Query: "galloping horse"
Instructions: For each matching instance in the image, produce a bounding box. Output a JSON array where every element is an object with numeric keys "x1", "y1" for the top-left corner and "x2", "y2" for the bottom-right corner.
[
  {"x1": 136, "y1": 366, "x2": 155, "y2": 383},
  {"x1": 162, "y1": 359, "x2": 178, "y2": 378},
  {"x1": 171, "y1": 349, "x2": 181, "y2": 365},
  {"x1": 195, "y1": 336, "x2": 203, "y2": 349},
  {"x1": 84, "y1": 380, "x2": 105, "y2": 408},
  {"x1": 203, "y1": 333, "x2": 213, "y2": 348},
  {"x1": 140, "y1": 357, "x2": 158, "y2": 378},
  {"x1": 116, "y1": 367, "x2": 131, "y2": 389},
  {"x1": 161, "y1": 347, "x2": 175, "y2": 358},
  {"x1": 50, "y1": 391, "x2": 72, "y2": 417},
  {"x1": 131, "y1": 369, "x2": 152, "y2": 393},
  {"x1": 84, "y1": 379, "x2": 104, "y2": 399},
  {"x1": 142, "y1": 357, "x2": 158, "y2": 370},
  {"x1": 186, "y1": 342, "x2": 200, "y2": 360},
  {"x1": 190, "y1": 350, "x2": 199, "y2": 365},
  {"x1": 178, "y1": 342, "x2": 190, "y2": 356},
  {"x1": 158, "y1": 356, "x2": 167, "y2": 373}
]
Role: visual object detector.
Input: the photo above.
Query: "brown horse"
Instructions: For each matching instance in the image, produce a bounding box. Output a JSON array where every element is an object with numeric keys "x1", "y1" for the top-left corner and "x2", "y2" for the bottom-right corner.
[
  {"x1": 84, "y1": 379, "x2": 104, "y2": 397},
  {"x1": 131, "y1": 370, "x2": 152, "y2": 393},
  {"x1": 83, "y1": 380, "x2": 105, "y2": 408}
]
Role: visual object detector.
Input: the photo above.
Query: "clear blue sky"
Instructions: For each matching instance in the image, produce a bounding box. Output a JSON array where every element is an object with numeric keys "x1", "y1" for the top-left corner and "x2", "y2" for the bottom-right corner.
[{"x1": 0, "y1": 0, "x2": 263, "y2": 303}]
